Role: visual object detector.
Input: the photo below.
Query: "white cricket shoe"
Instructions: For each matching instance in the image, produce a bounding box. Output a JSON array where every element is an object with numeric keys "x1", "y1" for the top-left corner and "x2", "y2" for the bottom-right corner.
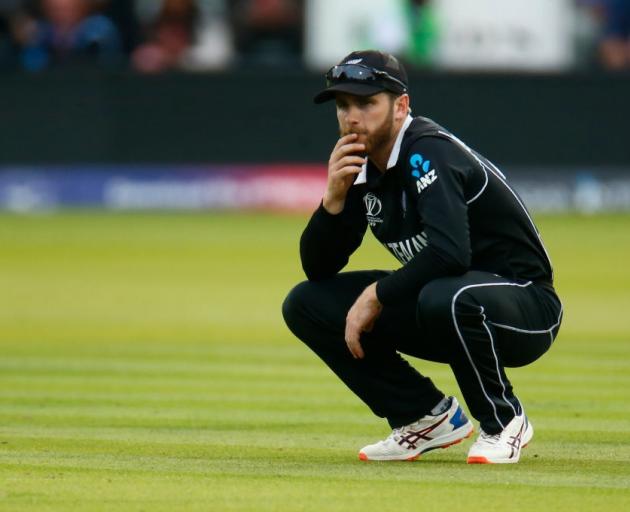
[
  {"x1": 467, "y1": 413, "x2": 534, "y2": 464},
  {"x1": 358, "y1": 397, "x2": 474, "y2": 461}
]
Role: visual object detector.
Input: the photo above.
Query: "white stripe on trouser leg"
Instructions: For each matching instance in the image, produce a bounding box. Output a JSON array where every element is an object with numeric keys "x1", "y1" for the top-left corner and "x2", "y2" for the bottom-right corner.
[
  {"x1": 480, "y1": 306, "x2": 519, "y2": 418},
  {"x1": 488, "y1": 305, "x2": 563, "y2": 335},
  {"x1": 451, "y1": 281, "x2": 533, "y2": 429}
]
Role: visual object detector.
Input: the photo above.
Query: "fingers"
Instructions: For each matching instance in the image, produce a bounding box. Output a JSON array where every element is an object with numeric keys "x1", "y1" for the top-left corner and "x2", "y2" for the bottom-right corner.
[
  {"x1": 330, "y1": 145, "x2": 366, "y2": 166},
  {"x1": 332, "y1": 133, "x2": 360, "y2": 153},
  {"x1": 330, "y1": 134, "x2": 366, "y2": 166},
  {"x1": 344, "y1": 316, "x2": 366, "y2": 359},
  {"x1": 345, "y1": 330, "x2": 365, "y2": 359},
  {"x1": 324, "y1": 135, "x2": 367, "y2": 212},
  {"x1": 337, "y1": 154, "x2": 366, "y2": 167},
  {"x1": 329, "y1": 152, "x2": 365, "y2": 180},
  {"x1": 344, "y1": 284, "x2": 382, "y2": 360},
  {"x1": 348, "y1": 340, "x2": 365, "y2": 360},
  {"x1": 334, "y1": 166, "x2": 363, "y2": 179},
  {"x1": 337, "y1": 142, "x2": 366, "y2": 158}
]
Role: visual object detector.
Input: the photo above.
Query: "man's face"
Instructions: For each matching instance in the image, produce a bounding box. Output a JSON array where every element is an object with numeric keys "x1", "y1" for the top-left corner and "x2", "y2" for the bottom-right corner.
[{"x1": 335, "y1": 92, "x2": 396, "y2": 155}]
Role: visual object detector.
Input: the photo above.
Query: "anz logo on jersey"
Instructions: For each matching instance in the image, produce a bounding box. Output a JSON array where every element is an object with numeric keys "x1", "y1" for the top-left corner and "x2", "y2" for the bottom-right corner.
[{"x1": 410, "y1": 153, "x2": 437, "y2": 194}]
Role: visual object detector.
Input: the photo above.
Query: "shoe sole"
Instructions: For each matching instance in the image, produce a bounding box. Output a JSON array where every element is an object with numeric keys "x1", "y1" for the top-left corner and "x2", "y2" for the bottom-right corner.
[{"x1": 359, "y1": 424, "x2": 474, "y2": 462}]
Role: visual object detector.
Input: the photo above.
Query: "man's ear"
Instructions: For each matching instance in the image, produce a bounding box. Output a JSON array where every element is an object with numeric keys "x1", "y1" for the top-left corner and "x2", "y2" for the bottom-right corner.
[{"x1": 395, "y1": 94, "x2": 410, "y2": 120}]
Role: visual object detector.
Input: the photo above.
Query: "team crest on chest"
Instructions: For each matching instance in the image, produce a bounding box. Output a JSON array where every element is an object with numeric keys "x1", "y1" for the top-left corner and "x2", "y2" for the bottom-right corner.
[{"x1": 363, "y1": 192, "x2": 383, "y2": 226}]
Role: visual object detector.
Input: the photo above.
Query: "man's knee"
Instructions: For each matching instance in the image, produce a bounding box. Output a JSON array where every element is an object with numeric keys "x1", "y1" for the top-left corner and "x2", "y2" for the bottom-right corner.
[
  {"x1": 281, "y1": 280, "x2": 312, "y2": 334},
  {"x1": 416, "y1": 278, "x2": 463, "y2": 332}
]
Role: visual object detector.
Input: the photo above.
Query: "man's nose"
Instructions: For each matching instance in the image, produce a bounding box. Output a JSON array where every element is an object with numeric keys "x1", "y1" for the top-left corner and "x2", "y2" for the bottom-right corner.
[{"x1": 343, "y1": 105, "x2": 361, "y2": 125}]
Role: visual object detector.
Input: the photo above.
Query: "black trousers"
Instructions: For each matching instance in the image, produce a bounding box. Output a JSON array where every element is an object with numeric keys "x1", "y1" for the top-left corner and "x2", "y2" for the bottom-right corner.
[{"x1": 282, "y1": 270, "x2": 562, "y2": 434}]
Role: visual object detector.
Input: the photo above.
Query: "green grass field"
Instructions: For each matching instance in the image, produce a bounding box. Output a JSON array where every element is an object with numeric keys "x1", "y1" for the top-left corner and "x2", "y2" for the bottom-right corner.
[{"x1": 1, "y1": 211, "x2": 629, "y2": 511}]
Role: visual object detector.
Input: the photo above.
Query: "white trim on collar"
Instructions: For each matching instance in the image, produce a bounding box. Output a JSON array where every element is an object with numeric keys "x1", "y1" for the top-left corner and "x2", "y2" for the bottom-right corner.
[
  {"x1": 354, "y1": 162, "x2": 368, "y2": 185},
  {"x1": 354, "y1": 114, "x2": 413, "y2": 185},
  {"x1": 387, "y1": 114, "x2": 413, "y2": 170}
]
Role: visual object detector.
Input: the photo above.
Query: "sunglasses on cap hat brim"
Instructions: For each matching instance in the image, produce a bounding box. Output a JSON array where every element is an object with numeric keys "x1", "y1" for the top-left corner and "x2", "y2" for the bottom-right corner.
[{"x1": 326, "y1": 64, "x2": 407, "y2": 93}]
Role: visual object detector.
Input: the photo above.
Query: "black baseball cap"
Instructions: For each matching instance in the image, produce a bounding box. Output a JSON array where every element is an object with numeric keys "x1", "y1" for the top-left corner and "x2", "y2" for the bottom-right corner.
[{"x1": 313, "y1": 50, "x2": 408, "y2": 104}]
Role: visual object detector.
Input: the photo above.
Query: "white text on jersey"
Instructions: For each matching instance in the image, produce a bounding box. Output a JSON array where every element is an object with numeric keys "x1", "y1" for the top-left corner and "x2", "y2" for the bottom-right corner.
[
  {"x1": 416, "y1": 170, "x2": 437, "y2": 194},
  {"x1": 384, "y1": 232, "x2": 429, "y2": 264}
]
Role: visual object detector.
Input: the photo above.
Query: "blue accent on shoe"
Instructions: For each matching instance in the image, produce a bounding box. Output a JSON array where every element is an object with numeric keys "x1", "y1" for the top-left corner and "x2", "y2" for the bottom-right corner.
[{"x1": 449, "y1": 406, "x2": 469, "y2": 429}]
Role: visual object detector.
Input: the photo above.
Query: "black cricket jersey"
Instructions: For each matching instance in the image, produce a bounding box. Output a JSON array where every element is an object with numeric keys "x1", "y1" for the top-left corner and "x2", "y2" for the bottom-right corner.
[{"x1": 300, "y1": 116, "x2": 554, "y2": 305}]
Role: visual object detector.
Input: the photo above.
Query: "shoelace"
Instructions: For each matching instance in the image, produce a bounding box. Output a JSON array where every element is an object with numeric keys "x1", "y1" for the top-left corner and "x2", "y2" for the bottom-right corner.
[
  {"x1": 388, "y1": 427, "x2": 405, "y2": 443},
  {"x1": 388, "y1": 418, "x2": 428, "y2": 441},
  {"x1": 479, "y1": 431, "x2": 501, "y2": 444}
]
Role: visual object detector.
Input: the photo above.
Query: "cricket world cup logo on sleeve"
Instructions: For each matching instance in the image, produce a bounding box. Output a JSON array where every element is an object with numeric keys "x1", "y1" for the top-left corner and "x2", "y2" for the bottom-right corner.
[{"x1": 363, "y1": 192, "x2": 383, "y2": 226}]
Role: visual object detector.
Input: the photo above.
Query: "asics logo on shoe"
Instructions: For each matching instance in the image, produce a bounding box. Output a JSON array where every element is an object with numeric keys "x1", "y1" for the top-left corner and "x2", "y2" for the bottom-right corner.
[
  {"x1": 467, "y1": 414, "x2": 533, "y2": 464},
  {"x1": 359, "y1": 397, "x2": 474, "y2": 461},
  {"x1": 507, "y1": 421, "x2": 525, "y2": 458},
  {"x1": 398, "y1": 415, "x2": 448, "y2": 450}
]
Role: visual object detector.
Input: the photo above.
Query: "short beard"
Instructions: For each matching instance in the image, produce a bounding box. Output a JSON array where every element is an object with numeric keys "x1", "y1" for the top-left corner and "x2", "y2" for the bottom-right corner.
[
  {"x1": 364, "y1": 106, "x2": 395, "y2": 155},
  {"x1": 339, "y1": 104, "x2": 395, "y2": 155}
]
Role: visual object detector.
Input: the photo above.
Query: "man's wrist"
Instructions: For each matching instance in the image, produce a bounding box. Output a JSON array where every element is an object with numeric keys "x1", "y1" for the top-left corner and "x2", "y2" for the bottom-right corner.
[
  {"x1": 364, "y1": 283, "x2": 383, "y2": 309},
  {"x1": 322, "y1": 194, "x2": 345, "y2": 215}
]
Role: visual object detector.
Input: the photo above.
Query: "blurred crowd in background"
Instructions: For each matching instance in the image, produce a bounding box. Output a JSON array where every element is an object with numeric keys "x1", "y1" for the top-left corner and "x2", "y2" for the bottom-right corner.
[{"x1": 0, "y1": 0, "x2": 628, "y2": 73}]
